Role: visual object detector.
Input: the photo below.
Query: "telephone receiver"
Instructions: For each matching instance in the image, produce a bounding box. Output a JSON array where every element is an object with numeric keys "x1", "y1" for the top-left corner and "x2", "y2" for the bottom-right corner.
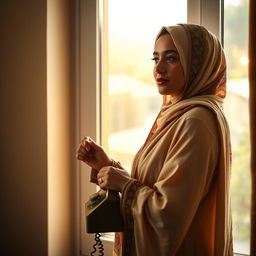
[{"x1": 85, "y1": 189, "x2": 124, "y2": 233}]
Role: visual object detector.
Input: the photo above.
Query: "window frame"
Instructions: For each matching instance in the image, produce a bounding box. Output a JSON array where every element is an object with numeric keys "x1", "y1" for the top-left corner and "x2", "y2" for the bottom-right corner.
[{"x1": 76, "y1": 0, "x2": 249, "y2": 255}]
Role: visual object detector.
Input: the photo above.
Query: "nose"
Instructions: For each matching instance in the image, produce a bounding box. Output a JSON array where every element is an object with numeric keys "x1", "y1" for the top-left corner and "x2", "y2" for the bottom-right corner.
[{"x1": 155, "y1": 60, "x2": 166, "y2": 74}]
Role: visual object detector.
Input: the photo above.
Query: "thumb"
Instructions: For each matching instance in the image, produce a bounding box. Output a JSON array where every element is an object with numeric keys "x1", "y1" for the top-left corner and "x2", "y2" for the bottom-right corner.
[{"x1": 85, "y1": 137, "x2": 101, "y2": 151}]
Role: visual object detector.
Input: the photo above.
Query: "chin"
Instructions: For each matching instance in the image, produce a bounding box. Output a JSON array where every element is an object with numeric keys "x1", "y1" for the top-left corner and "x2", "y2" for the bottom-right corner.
[{"x1": 158, "y1": 88, "x2": 171, "y2": 95}]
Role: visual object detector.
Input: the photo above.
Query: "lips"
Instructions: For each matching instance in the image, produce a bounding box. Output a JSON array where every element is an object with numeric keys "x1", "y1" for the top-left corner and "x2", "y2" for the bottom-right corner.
[{"x1": 156, "y1": 78, "x2": 169, "y2": 85}]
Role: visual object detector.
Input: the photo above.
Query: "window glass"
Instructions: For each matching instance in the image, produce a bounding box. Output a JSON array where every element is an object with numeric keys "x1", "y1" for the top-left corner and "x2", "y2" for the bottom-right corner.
[
  {"x1": 101, "y1": 0, "x2": 187, "y2": 241},
  {"x1": 224, "y1": 0, "x2": 250, "y2": 254},
  {"x1": 106, "y1": 0, "x2": 187, "y2": 170}
]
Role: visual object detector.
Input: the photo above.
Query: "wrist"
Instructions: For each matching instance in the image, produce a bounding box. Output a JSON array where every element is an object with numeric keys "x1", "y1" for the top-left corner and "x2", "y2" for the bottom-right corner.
[
  {"x1": 106, "y1": 158, "x2": 112, "y2": 167},
  {"x1": 119, "y1": 176, "x2": 132, "y2": 192},
  {"x1": 97, "y1": 158, "x2": 112, "y2": 171},
  {"x1": 111, "y1": 159, "x2": 123, "y2": 169}
]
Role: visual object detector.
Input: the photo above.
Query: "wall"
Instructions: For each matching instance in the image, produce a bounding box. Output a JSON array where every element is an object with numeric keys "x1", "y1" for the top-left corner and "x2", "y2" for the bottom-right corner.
[
  {"x1": 0, "y1": 1, "x2": 48, "y2": 255},
  {"x1": 47, "y1": 0, "x2": 77, "y2": 255},
  {"x1": 0, "y1": 0, "x2": 77, "y2": 255}
]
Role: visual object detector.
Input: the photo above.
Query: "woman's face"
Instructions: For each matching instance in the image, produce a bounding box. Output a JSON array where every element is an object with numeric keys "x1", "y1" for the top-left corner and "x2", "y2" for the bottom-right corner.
[{"x1": 153, "y1": 34, "x2": 185, "y2": 101}]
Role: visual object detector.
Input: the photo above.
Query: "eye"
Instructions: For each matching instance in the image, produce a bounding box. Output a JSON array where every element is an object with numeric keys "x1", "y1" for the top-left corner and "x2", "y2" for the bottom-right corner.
[
  {"x1": 165, "y1": 55, "x2": 177, "y2": 62},
  {"x1": 151, "y1": 57, "x2": 159, "y2": 64}
]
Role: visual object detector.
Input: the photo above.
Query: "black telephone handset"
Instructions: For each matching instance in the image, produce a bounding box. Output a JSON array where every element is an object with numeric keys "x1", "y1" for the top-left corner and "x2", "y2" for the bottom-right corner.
[
  {"x1": 85, "y1": 189, "x2": 124, "y2": 255},
  {"x1": 85, "y1": 189, "x2": 124, "y2": 233}
]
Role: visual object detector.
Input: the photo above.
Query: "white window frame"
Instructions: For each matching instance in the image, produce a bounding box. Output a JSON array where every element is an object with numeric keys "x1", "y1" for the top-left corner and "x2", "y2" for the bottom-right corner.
[
  {"x1": 76, "y1": 1, "x2": 113, "y2": 255},
  {"x1": 75, "y1": 0, "x2": 248, "y2": 255}
]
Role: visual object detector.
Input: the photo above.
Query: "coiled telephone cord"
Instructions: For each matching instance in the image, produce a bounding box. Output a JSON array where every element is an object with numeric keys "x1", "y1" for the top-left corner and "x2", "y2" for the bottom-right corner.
[{"x1": 90, "y1": 233, "x2": 104, "y2": 256}]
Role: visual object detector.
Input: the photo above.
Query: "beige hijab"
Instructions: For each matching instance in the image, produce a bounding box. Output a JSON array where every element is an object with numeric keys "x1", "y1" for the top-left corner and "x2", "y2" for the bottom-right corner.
[
  {"x1": 144, "y1": 24, "x2": 227, "y2": 143},
  {"x1": 160, "y1": 24, "x2": 226, "y2": 103}
]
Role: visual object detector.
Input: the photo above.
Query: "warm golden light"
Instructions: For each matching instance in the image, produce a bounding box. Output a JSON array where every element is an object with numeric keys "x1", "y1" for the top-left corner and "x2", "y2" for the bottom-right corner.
[
  {"x1": 240, "y1": 56, "x2": 249, "y2": 66},
  {"x1": 225, "y1": 0, "x2": 241, "y2": 6}
]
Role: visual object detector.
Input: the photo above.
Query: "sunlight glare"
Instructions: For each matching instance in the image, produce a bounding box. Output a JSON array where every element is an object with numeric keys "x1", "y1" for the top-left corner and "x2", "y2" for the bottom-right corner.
[{"x1": 108, "y1": 0, "x2": 187, "y2": 45}]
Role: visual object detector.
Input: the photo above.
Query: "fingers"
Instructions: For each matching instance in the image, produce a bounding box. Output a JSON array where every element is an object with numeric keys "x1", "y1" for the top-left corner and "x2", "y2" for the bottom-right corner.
[
  {"x1": 77, "y1": 144, "x2": 91, "y2": 156},
  {"x1": 76, "y1": 152, "x2": 91, "y2": 162},
  {"x1": 96, "y1": 166, "x2": 130, "y2": 192},
  {"x1": 82, "y1": 137, "x2": 92, "y2": 151},
  {"x1": 82, "y1": 136, "x2": 102, "y2": 152},
  {"x1": 97, "y1": 166, "x2": 112, "y2": 188},
  {"x1": 76, "y1": 142, "x2": 93, "y2": 162},
  {"x1": 77, "y1": 136, "x2": 111, "y2": 171},
  {"x1": 77, "y1": 137, "x2": 94, "y2": 159}
]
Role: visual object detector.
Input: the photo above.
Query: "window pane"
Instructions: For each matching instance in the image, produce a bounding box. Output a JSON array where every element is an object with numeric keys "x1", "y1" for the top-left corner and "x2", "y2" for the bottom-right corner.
[
  {"x1": 224, "y1": 0, "x2": 250, "y2": 254},
  {"x1": 106, "y1": 0, "x2": 187, "y2": 170}
]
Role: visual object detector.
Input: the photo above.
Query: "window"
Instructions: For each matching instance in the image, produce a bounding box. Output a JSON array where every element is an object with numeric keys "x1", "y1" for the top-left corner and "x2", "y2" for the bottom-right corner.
[
  {"x1": 78, "y1": 1, "x2": 251, "y2": 255},
  {"x1": 224, "y1": 0, "x2": 250, "y2": 254},
  {"x1": 105, "y1": 0, "x2": 187, "y2": 170}
]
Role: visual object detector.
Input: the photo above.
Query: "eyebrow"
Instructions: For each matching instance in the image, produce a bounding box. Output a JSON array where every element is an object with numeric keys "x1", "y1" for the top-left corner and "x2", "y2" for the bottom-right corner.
[{"x1": 153, "y1": 49, "x2": 178, "y2": 55}]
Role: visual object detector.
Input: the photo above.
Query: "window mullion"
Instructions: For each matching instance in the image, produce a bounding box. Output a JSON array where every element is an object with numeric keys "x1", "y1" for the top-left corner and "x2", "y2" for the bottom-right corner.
[
  {"x1": 79, "y1": 0, "x2": 101, "y2": 255},
  {"x1": 187, "y1": 0, "x2": 201, "y2": 25},
  {"x1": 187, "y1": 0, "x2": 222, "y2": 41}
]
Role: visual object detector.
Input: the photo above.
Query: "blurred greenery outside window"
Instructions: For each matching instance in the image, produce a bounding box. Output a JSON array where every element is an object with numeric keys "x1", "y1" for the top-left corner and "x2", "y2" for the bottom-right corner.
[
  {"x1": 105, "y1": 0, "x2": 250, "y2": 254},
  {"x1": 224, "y1": 0, "x2": 250, "y2": 254}
]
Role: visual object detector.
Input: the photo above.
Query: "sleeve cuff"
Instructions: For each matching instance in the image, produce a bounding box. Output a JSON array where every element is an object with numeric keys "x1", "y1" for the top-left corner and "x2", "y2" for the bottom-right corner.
[
  {"x1": 121, "y1": 179, "x2": 143, "y2": 213},
  {"x1": 120, "y1": 179, "x2": 143, "y2": 255}
]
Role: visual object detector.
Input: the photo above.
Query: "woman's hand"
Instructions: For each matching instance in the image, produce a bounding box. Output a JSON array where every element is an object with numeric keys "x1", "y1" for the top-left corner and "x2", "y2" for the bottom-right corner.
[
  {"x1": 76, "y1": 137, "x2": 112, "y2": 171},
  {"x1": 97, "y1": 166, "x2": 131, "y2": 192}
]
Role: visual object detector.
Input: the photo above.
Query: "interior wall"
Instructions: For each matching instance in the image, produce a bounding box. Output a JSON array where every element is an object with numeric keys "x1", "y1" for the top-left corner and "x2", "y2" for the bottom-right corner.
[
  {"x1": 47, "y1": 0, "x2": 77, "y2": 255},
  {"x1": 0, "y1": 1, "x2": 48, "y2": 255},
  {"x1": 0, "y1": 1, "x2": 77, "y2": 255}
]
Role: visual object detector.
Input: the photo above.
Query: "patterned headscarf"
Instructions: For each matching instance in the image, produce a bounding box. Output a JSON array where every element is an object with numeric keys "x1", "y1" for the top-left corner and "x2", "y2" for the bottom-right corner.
[{"x1": 156, "y1": 24, "x2": 227, "y2": 106}]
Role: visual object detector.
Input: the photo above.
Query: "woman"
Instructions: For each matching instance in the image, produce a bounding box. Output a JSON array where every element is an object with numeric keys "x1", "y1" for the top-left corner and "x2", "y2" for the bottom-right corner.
[{"x1": 77, "y1": 24, "x2": 233, "y2": 255}]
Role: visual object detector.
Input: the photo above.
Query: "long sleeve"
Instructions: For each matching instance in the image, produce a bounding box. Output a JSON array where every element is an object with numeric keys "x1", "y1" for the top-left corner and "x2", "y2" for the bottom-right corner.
[{"x1": 121, "y1": 115, "x2": 220, "y2": 256}]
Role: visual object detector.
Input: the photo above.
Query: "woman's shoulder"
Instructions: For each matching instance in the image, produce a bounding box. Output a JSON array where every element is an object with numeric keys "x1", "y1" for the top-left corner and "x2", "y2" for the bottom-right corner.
[
  {"x1": 182, "y1": 105, "x2": 216, "y2": 121},
  {"x1": 181, "y1": 105, "x2": 218, "y2": 133}
]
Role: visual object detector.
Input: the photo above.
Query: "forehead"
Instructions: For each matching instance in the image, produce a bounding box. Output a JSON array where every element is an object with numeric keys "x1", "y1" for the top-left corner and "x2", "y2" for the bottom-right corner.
[{"x1": 154, "y1": 34, "x2": 178, "y2": 53}]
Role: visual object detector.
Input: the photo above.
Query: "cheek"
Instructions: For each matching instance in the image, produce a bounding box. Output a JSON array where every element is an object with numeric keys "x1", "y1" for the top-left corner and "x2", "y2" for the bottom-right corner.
[
  {"x1": 177, "y1": 71, "x2": 185, "y2": 84},
  {"x1": 173, "y1": 66, "x2": 185, "y2": 85}
]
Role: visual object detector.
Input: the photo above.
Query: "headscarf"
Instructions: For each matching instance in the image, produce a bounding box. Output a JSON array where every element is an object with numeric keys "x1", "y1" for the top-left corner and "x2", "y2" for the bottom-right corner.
[
  {"x1": 148, "y1": 24, "x2": 228, "y2": 136},
  {"x1": 156, "y1": 24, "x2": 227, "y2": 106}
]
